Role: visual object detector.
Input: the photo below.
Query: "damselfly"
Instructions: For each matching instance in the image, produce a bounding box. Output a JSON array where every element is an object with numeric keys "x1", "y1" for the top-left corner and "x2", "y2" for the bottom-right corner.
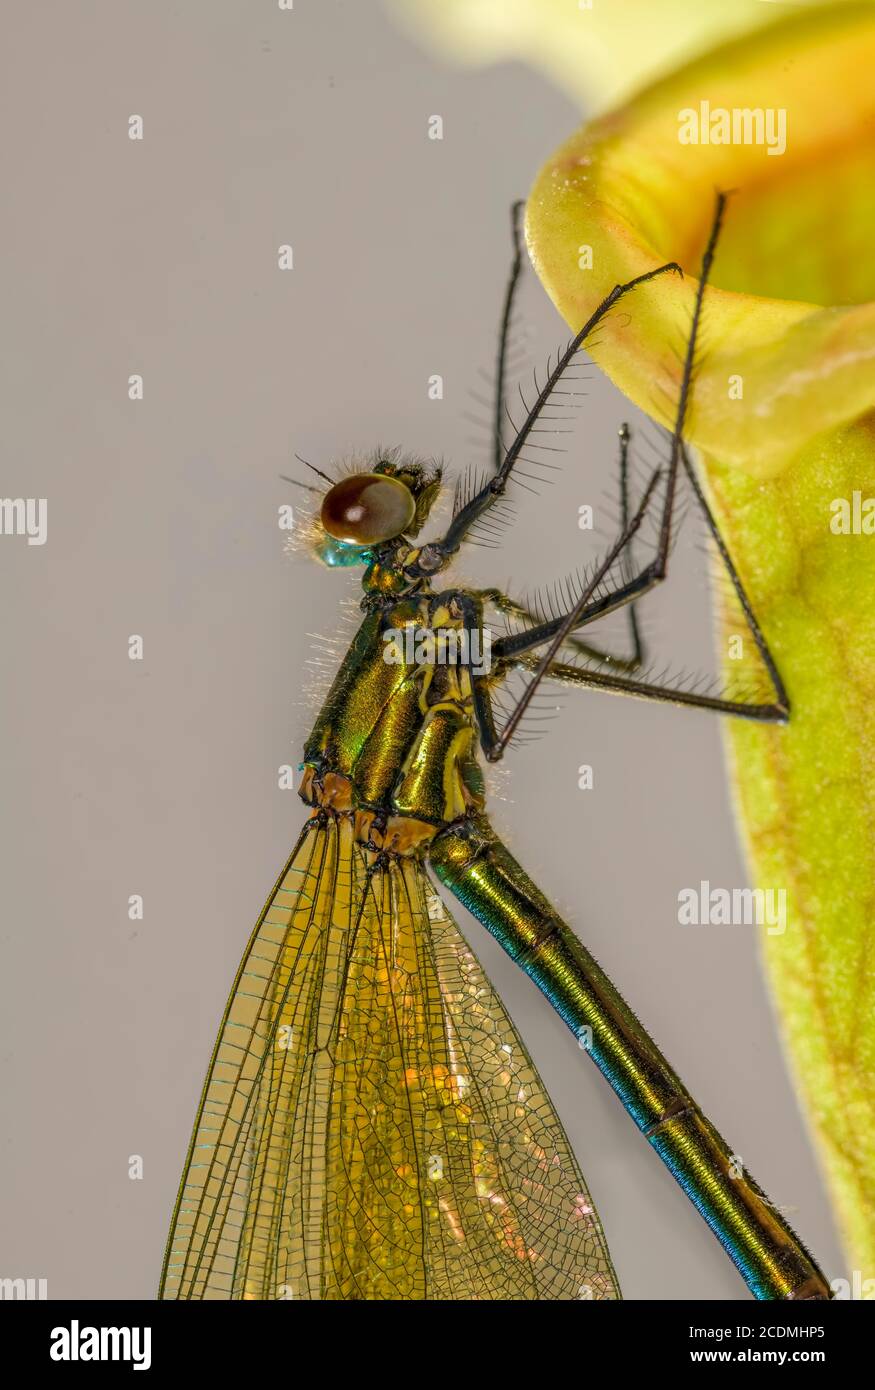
[{"x1": 159, "y1": 194, "x2": 830, "y2": 1301}]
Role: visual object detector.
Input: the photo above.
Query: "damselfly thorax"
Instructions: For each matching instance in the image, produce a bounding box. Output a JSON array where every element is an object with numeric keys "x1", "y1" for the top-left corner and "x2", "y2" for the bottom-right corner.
[{"x1": 300, "y1": 585, "x2": 490, "y2": 856}]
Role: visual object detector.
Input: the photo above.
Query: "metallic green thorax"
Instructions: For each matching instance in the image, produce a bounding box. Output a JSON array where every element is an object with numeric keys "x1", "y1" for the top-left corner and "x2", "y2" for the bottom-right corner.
[
  {"x1": 302, "y1": 595, "x2": 486, "y2": 834},
  {"x1": 297, "y1": 476, "x2": 829, "y2": 1302}
]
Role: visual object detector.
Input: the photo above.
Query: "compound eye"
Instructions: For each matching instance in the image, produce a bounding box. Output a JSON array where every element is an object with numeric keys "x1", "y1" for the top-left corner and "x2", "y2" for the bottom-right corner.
[{"x1": 321, "y1": 473, "x2": 416, "y2": 545}]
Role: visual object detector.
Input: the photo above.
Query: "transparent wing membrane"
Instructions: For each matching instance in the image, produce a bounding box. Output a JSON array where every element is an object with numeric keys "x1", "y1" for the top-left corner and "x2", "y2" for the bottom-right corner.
[{"x1": 159, "y1": 816, "x2": 619, "y2": 1300}]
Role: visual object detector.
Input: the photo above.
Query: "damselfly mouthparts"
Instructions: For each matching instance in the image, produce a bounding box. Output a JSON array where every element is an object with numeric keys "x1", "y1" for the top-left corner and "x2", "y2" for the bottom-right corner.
[{"x1": 159, "y1": 195, "x2": 830, "y2": 1301}]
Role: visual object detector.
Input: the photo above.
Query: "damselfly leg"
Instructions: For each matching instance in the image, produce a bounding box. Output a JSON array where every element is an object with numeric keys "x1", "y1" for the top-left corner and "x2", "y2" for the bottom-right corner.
[
  {"x1": 479, "y1": 424, "x2": 646, "y2": 675},
  {"x1": 483, "y1": 202, "x2": 646, "y2": 676},
  {"x1": 479, "y1": 193, "x2": 788, "y2": 732}
]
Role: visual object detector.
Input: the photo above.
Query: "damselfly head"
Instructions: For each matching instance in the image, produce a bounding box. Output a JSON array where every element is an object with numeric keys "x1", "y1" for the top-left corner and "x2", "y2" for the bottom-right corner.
[
  {"x1": 321, "y1": 473, "x2": 415, "y2": 545},
  {"x1": 289, "y1": 450, "x2": 443, "y2": 570},
  {"x1": 320, "y1": 455, "x2": 442, "y2": 547}
]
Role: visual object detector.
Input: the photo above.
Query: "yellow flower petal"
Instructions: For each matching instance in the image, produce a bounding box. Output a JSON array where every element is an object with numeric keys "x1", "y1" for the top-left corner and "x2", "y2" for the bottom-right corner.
[
  {"x1": 388, "y1": 0, "x2": 839, "y2": 113},
  {"x1": 526, "y1": 3, "x2": 875, "y2": 475}
]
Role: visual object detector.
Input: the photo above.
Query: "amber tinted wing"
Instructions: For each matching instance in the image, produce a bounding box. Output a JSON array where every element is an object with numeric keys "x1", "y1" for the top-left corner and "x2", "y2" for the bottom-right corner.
[{"x1": 159, "y1": 815, "x2": 619, "y2": 1299}]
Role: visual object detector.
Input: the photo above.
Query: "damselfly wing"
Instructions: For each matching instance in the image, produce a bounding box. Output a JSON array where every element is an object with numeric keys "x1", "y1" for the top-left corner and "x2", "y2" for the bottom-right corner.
[{"x1": 160, "y1": 814, "x2": 618, "y2": 1299}]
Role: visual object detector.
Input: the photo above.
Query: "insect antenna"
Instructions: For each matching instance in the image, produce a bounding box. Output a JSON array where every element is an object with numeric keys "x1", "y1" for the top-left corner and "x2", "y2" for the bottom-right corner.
[
  {"x1": 293, "y1": 452, "x2": 335, "y2": 485},
  {"x1": 279, "y1": 472, "x2": 323, "y2": 496}
]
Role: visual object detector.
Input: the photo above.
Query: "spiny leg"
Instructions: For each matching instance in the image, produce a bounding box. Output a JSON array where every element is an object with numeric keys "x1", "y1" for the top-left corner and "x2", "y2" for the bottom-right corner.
[
  {"x1": 526, "y1": 653, "x2": 785, "y2": 723},
  {"x1": 493, "y1": 192, "x2": 730, "y2": 660},
  {"x1": 488, "y1": 192, "x2": 788, "y2": 724},
  {"x1": 427, "y1": 814, "x2": 831, "y2": 1301},
  {"x1": 447, "y1": 263, "x2": 680, "y2": 553},
  {"x1": 482, "y1": 584, "x2": 640, "y2": 674},
  {"x1": 617, "y1": 422, "x2": 645, "y2": 667},
  {"x1": 478, "y1": 422, "x2": 648, "y2": 674},
  {"x1": 482, "y1": 466, "x2": 663, "y2": 760},
  {"x1": 652, "y1": 192, "x2": 729, "y2": 578},
  {"x1": 409, "y1": 258, "x2": 682, "y2": 576},
  {"x1": 496, "y1": 438, "x2": 789, "y2": 723},
  {"x1": 492, "y1": 200, "x2": 526, "y2": 474},
  {"x1": 679, "y1": 441, "x2": 787, "y2": 710}
]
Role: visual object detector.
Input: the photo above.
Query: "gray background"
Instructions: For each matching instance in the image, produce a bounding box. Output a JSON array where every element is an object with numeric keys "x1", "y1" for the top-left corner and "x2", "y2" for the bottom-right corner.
[{"x1": 0, "y1": 0, "x2": 842, "y2": 1299}]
